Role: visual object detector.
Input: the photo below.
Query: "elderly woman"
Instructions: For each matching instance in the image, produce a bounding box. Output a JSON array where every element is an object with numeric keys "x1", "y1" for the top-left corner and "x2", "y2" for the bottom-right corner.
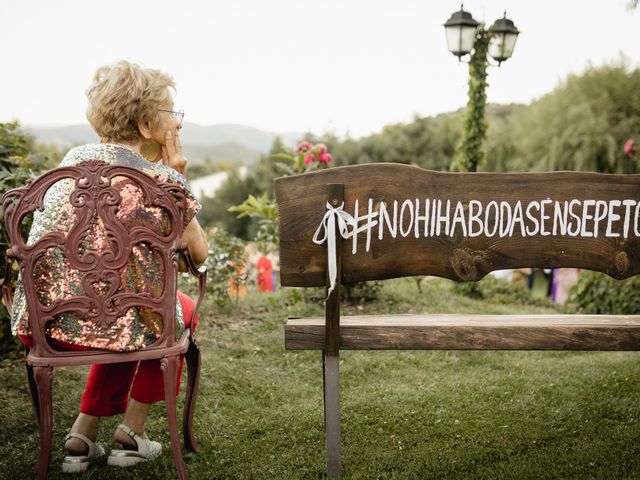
[{"x1": 10, "y1": 61, "x2": 208, "y2": 472}]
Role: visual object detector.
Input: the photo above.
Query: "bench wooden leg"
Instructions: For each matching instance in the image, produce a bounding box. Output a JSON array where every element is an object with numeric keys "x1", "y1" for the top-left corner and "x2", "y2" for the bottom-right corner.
[{"x1": 323, "y1": 352, "x2": 341, "y2": 479}]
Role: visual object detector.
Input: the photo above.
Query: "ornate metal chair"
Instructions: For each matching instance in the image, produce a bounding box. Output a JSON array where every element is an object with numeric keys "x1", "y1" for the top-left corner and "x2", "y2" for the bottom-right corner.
[{"x1": 1, "y1": 160, "x2": 206, "y2": 480}]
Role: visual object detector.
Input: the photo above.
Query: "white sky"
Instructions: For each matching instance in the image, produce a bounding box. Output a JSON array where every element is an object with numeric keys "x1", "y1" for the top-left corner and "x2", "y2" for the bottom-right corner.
[{"x1": 1, "y1": 0, "x2": 638, "y2": 138}]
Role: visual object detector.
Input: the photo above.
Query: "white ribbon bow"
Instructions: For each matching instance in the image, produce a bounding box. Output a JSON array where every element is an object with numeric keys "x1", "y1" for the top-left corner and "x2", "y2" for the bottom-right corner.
[{"x1": 312, "y1": 202, "x2": 356, "y2": 298}]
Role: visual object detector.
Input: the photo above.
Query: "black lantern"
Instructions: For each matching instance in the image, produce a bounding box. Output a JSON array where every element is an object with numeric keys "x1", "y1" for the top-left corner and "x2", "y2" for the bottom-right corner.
[
  {"x1": 443, "y1": 5, "x2": 479, "y2": 59},
  {"x1": 488, "y1": 12, "x2": 520, "y2": 64}
]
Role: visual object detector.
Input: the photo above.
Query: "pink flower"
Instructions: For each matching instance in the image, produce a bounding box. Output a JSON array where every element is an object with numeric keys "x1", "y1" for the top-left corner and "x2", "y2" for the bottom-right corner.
[
  {"x1": 295, "y1": 141, "x2": 312, "y2": 153},
  {"x1": 318, "y1": 153, "x2": 333, "y2": 164},
  {"x1": 304, "y1": 154, "x2": 314, "y2": 165},
  {"x1": 316, "y1": 143, "x2": 328, "y2": 155},
  {"x1": 624, "y1": 138, "x2": 636, "y2": 158}
]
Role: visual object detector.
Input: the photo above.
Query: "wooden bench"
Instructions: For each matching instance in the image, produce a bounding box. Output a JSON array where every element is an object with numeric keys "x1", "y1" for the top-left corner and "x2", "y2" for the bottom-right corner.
[{"x1": 274, "y1": 163, "x2": 640, "y2": 479}]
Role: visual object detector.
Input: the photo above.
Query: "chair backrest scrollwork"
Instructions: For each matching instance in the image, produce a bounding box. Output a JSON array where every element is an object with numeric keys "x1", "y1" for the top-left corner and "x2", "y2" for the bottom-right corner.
[{"x1": 3, "y1": 160, "x2": 187, "y2": 354}]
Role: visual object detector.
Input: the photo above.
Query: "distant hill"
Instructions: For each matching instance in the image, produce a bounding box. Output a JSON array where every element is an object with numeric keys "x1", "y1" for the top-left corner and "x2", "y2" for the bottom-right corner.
[
  {"x1": 26, "y1": 124, "x2": 99, "y2": 146},
  {"x1": 182, "y1": 143, "x2": 261, "y2": 165},
  {"x1": 24, "y1": 123, "x2": 305, "y2": 165},
  {"x1": 179, "y1": 123, "x2": 304, "y2": 153}
]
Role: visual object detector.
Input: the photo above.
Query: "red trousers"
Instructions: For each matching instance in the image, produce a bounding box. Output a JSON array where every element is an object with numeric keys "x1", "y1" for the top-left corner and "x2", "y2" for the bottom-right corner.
[{"x1": 20, "y1": 291, "x2": 198, "y2": 417}]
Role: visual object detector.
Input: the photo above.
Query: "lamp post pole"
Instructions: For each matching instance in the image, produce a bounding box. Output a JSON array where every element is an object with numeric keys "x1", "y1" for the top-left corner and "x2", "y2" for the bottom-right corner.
[
  {"x1": 444, "y1": 6, "x2": 520, "y2": 172},
  {"x1": 457, "y1": 27, "x2": 489, "y2": 172}
]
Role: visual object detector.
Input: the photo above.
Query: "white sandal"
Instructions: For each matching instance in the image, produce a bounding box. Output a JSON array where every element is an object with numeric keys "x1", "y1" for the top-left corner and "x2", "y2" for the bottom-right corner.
[
  {"x1": 61, "y1": 432, "x2": 106, "y2": 473},
  {"x1": 107, "y1": 424, "x2": 162, "y2": 467}
]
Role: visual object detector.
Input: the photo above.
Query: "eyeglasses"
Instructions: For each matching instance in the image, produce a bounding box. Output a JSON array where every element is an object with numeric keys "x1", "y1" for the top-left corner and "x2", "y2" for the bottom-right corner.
[{"x1": 158, "y1": 108, "x2": 184, "y2": 126}]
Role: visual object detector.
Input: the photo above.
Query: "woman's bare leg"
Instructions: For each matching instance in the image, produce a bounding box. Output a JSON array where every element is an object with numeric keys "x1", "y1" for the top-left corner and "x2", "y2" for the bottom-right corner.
[
  {"x1": 113, "y1": 399, "x2": 152, "y2": 448},
  {"x1": 65, "y1": 413, "x2": 100, "y2": 454}
]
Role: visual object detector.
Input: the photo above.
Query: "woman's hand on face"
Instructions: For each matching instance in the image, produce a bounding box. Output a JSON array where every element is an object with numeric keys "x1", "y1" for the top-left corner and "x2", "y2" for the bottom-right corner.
[{"x1": 161, "y1": 130, "x2": 187, "y2": 176}]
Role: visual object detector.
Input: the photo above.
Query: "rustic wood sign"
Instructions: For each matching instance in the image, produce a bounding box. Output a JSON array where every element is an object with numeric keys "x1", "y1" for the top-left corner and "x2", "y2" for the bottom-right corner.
[{"x1": 275, "y1": 164, "x2": 640, "y2": 286}]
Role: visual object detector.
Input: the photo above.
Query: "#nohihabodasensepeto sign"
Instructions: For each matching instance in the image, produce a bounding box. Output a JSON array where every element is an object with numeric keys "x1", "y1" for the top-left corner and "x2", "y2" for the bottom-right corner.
[{"x1": 275, "y1": 165, "x2": 640, "y2": 286}]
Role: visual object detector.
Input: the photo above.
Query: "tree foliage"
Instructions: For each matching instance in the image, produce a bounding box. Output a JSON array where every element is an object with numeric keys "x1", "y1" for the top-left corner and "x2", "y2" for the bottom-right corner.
[
  {"x1": 228, "y1": 192, "x2": 278, "y2": 253},
  {"x1": 202, "y1": 228, "x2": 249, "y2": 308},
  {"x1": 251, "y1": 136, "x2": 290, "y2": 196},
  {"x1": 331, "y1": 113, "x2": 463, "y2": 171},
  {"x1": 227, "y1": 139, "x2": 333, "y2": 251},
  {"x1": 0, "y1": 122, "x2": 51, "y2": 354},
  {"x1": 504, "y1": 61, "x2": 640, "y2": 173},
  {"x1": 566, "y1": 270, "x2": 640, "y2": 314},
  {"x1": 198, "y1": 138, "x2": 291, "y2": 240},
  {"x1": 332, "y1": 60, "x2": 640, "y2": 175},
  {"x1": 198, "y1": 169, "x2": 260, "y2": 239}
]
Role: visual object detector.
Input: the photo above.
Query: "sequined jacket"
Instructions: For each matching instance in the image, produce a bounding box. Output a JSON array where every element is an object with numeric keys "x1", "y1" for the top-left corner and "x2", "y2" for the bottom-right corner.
[{"x1": 10, "y1": 143, "x2": 201, "y2": 351}]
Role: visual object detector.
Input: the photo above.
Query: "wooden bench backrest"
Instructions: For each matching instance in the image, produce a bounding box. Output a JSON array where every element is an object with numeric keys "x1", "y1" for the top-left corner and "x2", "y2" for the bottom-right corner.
[{"x1": 275, "y1": 164, "x2": 640, "y2": 287}]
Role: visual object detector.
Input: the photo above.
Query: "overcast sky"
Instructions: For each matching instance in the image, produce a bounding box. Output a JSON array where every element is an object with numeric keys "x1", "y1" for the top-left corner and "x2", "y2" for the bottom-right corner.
[{"x1": 1, "y1": 0, "x2": 638, "y2": 138}]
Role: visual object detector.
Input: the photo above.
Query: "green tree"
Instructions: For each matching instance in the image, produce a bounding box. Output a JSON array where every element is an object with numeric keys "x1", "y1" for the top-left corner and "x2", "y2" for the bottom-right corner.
[
  {"x1": 483, "y1": 104, "x2": 526, "y2": 172},
  {"x1": 198, "y1": 169, "x2": 260, "y2": 240},
  {"x1": 0, "y1": 122, "x2": 50, "y2": 354},
  {"x1": 303, "y1": 63, "x2": 640, "y2": 176},
  {"x1": 198, "y1": 137, "x2": 297, "y2": 241},
  {"x1": 506, "y1": 61, "x2": 640, "y2": 173},
  {"x1": 250, "y1": 136, "x2": 290, "y2": 196},
  {"x1": 187, "y1": 155, "x2": 216, "y2": 179},
  {"x1": 328, "y1": 113, "x2": 463, "y2": 171}
]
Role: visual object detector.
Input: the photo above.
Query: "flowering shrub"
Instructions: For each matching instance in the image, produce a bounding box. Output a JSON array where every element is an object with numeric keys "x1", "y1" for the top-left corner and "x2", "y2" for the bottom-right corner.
[
  {"x1": 296, "y1": 141, "x2": 333, "y2": 169},
  {"x1": 230, "y1": 141, "x2": 335, "y2": 253},
  {"x1": 187, "y1": 227, "x2": 249, "y2": 308},
  {"x1": 271, "y1": 141, "x2": 333, "y2": 175},
  {"x1": 227, "y1": 192, "x2": 278, "y2": 253},
  {"x1": 624, "y1": 138, "x2": 636, "y2": 158}
]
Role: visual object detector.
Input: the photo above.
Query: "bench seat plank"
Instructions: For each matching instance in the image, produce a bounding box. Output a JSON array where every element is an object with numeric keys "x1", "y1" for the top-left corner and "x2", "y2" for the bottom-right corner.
[{"x1": 285, "y1": 314, "x2": 640, "y2": 351}]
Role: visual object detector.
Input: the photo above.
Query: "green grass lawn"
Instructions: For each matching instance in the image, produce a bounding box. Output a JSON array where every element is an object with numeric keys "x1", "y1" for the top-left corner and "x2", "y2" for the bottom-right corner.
[{"x1": 0, "y1": 278, "x2": 638, "y2": 479}]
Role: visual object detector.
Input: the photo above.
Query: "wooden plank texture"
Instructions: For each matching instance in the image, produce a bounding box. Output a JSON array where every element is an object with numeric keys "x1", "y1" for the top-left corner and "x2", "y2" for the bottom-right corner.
[
  {"x1": 285, "y1": 315, "x2": 640, "y2": 351},
  {"x1": 275, "y1": 164, "x2": 640, "y2": 286}
]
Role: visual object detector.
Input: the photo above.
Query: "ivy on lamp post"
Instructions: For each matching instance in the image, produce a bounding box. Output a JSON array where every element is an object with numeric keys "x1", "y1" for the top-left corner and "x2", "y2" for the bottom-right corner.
[
  {"x1": 444, "y1": 6, "x2": 520, "y2": 172},
  {"x1": 455, "y1": 27, "x2": 489, "y2": 172}
]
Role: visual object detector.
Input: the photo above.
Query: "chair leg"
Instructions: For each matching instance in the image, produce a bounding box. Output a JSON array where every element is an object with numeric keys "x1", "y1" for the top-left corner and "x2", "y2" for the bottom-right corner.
[
  {"x1": 323, "y1": 352, "x2": 342, "y2": 479},
  {"x1": 183, "y1": 340, "x2": 201, "y2": 452},
  {"x1": 33, "y1": 366, "x2": 53, "y2": 480},
  {"x1": 162, "y1": 356, "x2": 188, "y2": 480},
  {"x1": 25, "y1": 362, "x2": 41, "y2": 425}
]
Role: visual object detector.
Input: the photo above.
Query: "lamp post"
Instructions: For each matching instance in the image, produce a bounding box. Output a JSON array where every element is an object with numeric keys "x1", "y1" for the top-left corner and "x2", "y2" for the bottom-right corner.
[{"x1": 444, "y1": 5, "x2": 520, "y2": 172}]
